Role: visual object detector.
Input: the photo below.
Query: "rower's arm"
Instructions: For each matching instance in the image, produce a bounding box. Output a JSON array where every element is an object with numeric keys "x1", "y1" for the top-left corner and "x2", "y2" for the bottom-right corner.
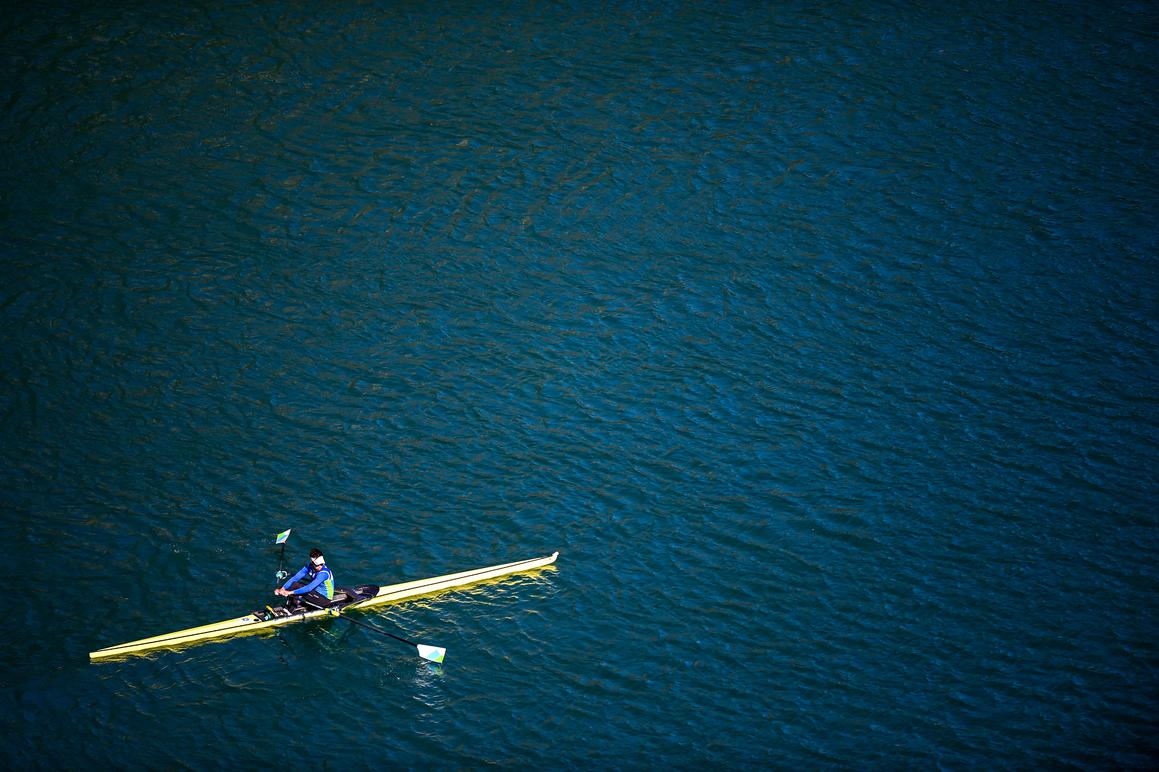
[
  {"x1": 289, "y1": 568, "x2": 329, "y2": 595},
  {"x1": 281, "y1": 565, "x2": 308, "y2": 590}
]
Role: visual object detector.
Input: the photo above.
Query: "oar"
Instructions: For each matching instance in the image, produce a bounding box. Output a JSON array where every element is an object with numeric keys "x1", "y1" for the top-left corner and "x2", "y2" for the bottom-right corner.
[
  {"x1": 302, "y1": 600, "x2": 446, "y2": 663},
  {"x1": 273, "y1": 528, "x2": 292, "y2": 586}
]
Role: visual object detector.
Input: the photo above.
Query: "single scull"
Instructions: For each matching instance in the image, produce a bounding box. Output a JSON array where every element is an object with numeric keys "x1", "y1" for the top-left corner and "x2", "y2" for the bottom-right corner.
[{"x1": 89, "y1": 551, "x2": 558, "y2": 661}]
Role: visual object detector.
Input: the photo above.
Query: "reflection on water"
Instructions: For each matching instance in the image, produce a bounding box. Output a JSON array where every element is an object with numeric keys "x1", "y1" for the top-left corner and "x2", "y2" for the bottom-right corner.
[{"x1": 411, "y1": 661, "x2": 447, "y2": 706}]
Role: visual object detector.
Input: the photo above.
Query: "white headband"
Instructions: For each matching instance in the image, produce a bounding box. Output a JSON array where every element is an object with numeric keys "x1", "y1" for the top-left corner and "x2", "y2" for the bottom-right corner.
[{"x1": 312, "y1": 555, "x2": 325, "y2": 565}]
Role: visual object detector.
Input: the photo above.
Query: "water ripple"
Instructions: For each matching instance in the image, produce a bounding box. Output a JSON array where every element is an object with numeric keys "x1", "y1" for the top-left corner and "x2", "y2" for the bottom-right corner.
[{"x1": 3, "y1": 0, "x2": 1158, "y2": 768}]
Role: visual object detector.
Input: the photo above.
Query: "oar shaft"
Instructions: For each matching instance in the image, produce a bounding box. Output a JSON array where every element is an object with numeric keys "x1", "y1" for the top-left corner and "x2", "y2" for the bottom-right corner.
[
  {"x1": 299, "y1": 599, "x2": 445, "y2": 663},
  {"x1": 339, "y1": 613, "x2": 418, "y2": 647},
  {"x1": 301, "y1": 601, "x2": 416, "y2": 647},
  {"x1": 275, "y1": 543, "x2": 286, "y2": 586}
]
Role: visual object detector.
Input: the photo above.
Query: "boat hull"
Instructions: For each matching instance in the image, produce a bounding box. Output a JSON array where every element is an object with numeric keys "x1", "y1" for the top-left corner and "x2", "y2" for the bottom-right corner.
[{"x1": 89, "y1": 552, "x2": 558, "y2": 660}]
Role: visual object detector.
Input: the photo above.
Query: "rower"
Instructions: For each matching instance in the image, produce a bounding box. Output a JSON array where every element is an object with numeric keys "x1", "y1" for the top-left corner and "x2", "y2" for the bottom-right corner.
[{"x1": 275, "y1": 548, "x2": 335, "y2": 611}]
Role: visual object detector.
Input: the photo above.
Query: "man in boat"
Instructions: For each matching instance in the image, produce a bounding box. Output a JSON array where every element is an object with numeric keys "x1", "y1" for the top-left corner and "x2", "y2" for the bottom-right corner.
[{"x1": 275, "y1": 548, "x2": 335, "y2": 611}]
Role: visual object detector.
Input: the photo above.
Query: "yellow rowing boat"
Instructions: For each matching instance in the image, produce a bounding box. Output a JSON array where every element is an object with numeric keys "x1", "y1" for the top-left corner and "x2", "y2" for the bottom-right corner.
[{"x1": 90, "y1": 552, "x2": 559, "y2": 661}]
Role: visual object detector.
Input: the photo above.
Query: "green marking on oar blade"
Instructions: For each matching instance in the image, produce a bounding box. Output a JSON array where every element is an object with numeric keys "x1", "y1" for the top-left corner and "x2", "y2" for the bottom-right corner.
[{"x1": 417, "y1": 645, "x2": 446, "y2": 664}]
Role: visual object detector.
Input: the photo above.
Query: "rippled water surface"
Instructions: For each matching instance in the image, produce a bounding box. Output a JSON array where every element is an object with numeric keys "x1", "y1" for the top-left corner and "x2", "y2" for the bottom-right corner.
[{"x1": 2, "y1": 1, "x2": 1157, "y2": 768}]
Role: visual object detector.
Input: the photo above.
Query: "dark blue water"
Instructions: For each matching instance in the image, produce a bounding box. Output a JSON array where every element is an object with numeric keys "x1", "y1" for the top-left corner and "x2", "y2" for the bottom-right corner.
[{"x1": 3, "y1": 1, "x2": 1157, "y2": 767}]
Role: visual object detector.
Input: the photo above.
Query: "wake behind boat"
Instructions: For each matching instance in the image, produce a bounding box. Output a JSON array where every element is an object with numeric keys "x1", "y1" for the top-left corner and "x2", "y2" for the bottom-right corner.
[{"x1": 89, "y1": 551, "x2": 559, "y2": 661}]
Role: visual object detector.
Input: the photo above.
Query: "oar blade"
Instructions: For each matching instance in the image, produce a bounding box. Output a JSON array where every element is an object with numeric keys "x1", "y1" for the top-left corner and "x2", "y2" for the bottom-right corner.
[{"x1": 416, "y1": 644, "x2": 446, "y2": 664}]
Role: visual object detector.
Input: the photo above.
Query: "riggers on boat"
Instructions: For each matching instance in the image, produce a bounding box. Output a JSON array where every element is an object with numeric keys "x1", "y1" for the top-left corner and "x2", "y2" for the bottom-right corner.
[{"x1": 89, "y1": 552, "x2": 559, "y2": 661}]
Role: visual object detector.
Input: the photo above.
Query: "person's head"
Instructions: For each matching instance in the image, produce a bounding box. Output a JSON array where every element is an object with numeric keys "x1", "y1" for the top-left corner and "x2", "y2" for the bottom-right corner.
[{"x1": 309, "y1": 548, "x2": 325, "y2": 566}]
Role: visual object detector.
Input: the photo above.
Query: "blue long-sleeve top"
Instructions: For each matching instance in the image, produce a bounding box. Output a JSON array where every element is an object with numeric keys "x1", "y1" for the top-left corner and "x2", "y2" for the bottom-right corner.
[{"x1": 281, "y1": 563, "x2": 335, "y2": 599}]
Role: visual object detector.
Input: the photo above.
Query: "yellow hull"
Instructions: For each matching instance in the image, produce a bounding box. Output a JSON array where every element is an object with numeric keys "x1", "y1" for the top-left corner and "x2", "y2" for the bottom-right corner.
[{"x1": 89, "y1": 551, "x2": 558, "y2": 661}]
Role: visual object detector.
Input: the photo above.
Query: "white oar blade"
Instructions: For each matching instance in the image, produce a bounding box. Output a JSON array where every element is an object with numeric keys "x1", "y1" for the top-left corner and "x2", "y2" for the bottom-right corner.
[{"x1": 417, "y1": 644, "x2": 446, "y2": 664}]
